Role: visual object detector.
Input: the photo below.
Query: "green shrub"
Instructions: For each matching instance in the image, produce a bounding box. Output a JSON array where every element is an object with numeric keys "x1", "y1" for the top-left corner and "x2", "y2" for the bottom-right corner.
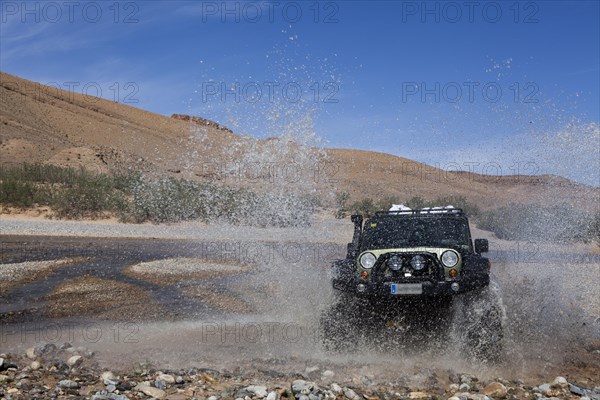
[
  {"x1": 375, "y1": 196, "x2": 401, "y2": 212},
  {"x1": 349, "y1": 197, "x2": 377, "y2": 217},
  {"x1": 405, "y1": 196, "x2": 426, "y2": 210},
  {"x1": 429, "y1": 195, "x2": 481, "y2": 218},
  {"x1": 52, "y1": 179, "x2": 125, "y2": 219},
  {"x1": 334, "y1": 192, "x2": 350, "y2": 219},
  {"x1": 0, "y1": 178, "x2": 37, "y2": 208}
]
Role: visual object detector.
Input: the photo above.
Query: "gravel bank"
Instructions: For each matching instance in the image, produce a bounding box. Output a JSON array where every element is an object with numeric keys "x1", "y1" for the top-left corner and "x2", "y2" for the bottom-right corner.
[
  {"x1": 0, "y1": 217, "x2": 352, "y2": 244},
  {"x1": 0, "y1": 344, "x2": 599, "y2": 400}
]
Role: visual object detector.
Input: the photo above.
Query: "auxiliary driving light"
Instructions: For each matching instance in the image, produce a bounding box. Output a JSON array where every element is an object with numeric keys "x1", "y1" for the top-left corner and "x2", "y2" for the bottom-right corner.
[
  {"x1": 388, "y1": 255, "x2": 402, "y2": 271},
  {"x1": 410, "y1": 255, "x2": 426, "y2": 271},
  {"x1": 451, "y1": 283, "x2": 460, "y2": 292},
  {"x1": 357, "y1": 283, "x2": 367, "y2": 292}
]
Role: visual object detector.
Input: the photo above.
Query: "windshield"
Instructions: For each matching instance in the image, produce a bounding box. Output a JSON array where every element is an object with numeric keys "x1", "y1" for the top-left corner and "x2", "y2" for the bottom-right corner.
[{"x1": 361, "y1": 217, "x2": 471, "y2": 250}]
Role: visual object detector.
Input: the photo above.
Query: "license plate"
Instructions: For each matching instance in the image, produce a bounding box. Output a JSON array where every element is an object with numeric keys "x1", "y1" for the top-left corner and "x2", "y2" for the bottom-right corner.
[{"x1": 390, "y1": 283, "x2": 422, "y2": 295}]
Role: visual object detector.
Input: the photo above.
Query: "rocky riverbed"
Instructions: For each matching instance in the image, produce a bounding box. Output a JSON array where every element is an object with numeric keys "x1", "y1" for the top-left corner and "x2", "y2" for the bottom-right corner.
[
  {"x1": 1, "y1": 221, "x2": 599, "y2": 400},
  {"x1": 1, "y1": 343, "x2": 600, "y2": 400}
]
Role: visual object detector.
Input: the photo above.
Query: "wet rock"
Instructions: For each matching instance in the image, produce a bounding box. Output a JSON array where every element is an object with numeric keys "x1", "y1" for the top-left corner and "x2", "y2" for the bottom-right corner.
[
  {"x1": 58, "y1": 379, "x2": 80, "y2": 389},
  {"x1": 138, "y1": 384, "x2": 166, "y2": 399},
  {"x1": 101, "y1": 371, "x2": 118, "y2": 385},
  {"x1": 67, "y1": 355, "x2": 83, "y2": 367},
  {"x1": 553, "y1": 377, "x2": 568, "y2": 386},
  {"x1": 157, "y1": 372, "x2": 175, "y2": 384},
  {"x1": 41, "y1": 343, "x2": 57, "y2": 354},
  {"x1": 408, "y1": 392, "x2": 430, "y2": 399},
  {"x1": 26, "y1": 347, "x2": 37, "y2": 359},
  {"x1": 246, "y1": 385, "x2": 268, "y2": 398},
  {"x1": 482, "y1": 382, "x2": 507, "y2": 398},
  {"x1": 448, "y1": 383, "x2": 459, "y2": 392},
  {"x1": 155, "y1": 379, "x2": 167, "y2": 390},
  {"x1": 116, "y1": 381, "x2": 133, "y2": 391},
  {"x1": 343, "y1": 387, "x2": 360, "y2": 400},
  {"x1": 292, "y1": 380, "x2": 315, "y2": 394},
  {"x1": 267, "y1": 391, "x2": 278, "y2": 400},
  {"x1": 536, "y1": 383, "x2": 551, "y2": 392},
  {"x1": 570, "y1": 384, "x2": 586, "y2": 396}
]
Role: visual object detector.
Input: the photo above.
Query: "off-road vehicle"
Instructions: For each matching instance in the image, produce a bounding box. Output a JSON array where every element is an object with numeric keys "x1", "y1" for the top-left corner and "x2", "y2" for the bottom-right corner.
[{"x1": 321, "y1": 205, "x2": 504, "y2": 360}]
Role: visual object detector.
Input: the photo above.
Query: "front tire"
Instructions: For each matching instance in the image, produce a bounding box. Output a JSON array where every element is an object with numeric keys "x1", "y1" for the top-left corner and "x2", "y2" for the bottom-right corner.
[
  {"x1": 453, "y1": 281, "x2": 505, "y2": 363},
  {"x1": 320, "y1": 292, "x2": 363, "y2": 352}
]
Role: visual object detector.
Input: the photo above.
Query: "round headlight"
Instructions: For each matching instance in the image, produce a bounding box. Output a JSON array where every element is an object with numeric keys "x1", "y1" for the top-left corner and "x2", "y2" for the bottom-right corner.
[
  {"x1": 359, "y1": 252, "x2": 377, "y2": 269},
  {"x1": 410, "y1": 255, "x2": 426, "y2": 270},
  {"x1": 388, "y1": 255, "x2": 402, "y2": 271},
  {"x1": 441, "y1": 251, "x2": 459, "y2": 267}
]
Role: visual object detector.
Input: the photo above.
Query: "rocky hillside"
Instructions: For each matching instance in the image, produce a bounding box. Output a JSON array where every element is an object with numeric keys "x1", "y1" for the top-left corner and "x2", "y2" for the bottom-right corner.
[{"x1": 1, "y1": 72, "x2": 597, "y2": 211}]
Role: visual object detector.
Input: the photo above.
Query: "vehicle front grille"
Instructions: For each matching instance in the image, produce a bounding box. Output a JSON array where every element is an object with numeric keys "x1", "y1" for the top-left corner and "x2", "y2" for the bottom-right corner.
[{"x1": 371, "y1": 252, "x2": 441, "y2": 284}]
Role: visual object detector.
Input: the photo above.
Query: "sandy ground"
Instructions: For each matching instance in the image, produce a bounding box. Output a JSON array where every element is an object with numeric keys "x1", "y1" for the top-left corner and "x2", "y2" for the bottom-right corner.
[
  {"x1": 0, "y1": 213, "x2": 353, "y2": 244},
  {"x1": 124, "y1": 257, "x2": 251, "y2": 285},
  {"x1": 43, "y1": 276, "x2": 162, "y2": 321}
]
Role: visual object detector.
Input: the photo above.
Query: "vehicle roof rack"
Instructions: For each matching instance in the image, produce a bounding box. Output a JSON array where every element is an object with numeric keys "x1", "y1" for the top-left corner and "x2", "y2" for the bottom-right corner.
[{"x1": 375, "y1": 207, "x2": 465, "y2": 216}]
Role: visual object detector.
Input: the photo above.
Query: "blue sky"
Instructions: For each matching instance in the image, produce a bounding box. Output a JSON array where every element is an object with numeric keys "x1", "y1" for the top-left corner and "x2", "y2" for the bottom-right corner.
[{"x1": 1, "y1": 1, "x2": 599, "y2": 185}]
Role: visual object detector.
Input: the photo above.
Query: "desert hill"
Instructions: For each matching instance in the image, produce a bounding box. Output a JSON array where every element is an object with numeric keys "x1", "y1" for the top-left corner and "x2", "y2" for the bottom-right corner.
[{"x1": 0, "y1": 72, "x2": 597, "y2": 211}]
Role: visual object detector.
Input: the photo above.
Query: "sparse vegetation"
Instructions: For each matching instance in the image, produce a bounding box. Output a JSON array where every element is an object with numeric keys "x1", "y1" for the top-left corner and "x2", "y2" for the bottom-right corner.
[
  {"x1": 0, "y1": 163, "x2": 315, "y2": 227},
  {"x1": 334, "y1": 192, "x2": 350, "y2": 219}
]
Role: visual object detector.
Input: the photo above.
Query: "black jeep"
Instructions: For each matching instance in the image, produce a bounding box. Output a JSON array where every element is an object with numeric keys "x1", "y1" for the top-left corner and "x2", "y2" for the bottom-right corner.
[{"x1": 321, "y1": 207, "x2": 504, "y2": 360}]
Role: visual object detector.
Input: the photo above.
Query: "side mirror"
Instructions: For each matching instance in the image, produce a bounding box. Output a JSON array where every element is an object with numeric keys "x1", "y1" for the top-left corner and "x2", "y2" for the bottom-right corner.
[
  {"x1": 351, "y1": 215, "x2": 363, "y2": 224},
  {"x1": 474, "y1": 238, "x2": 489, "y2": 254}
]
